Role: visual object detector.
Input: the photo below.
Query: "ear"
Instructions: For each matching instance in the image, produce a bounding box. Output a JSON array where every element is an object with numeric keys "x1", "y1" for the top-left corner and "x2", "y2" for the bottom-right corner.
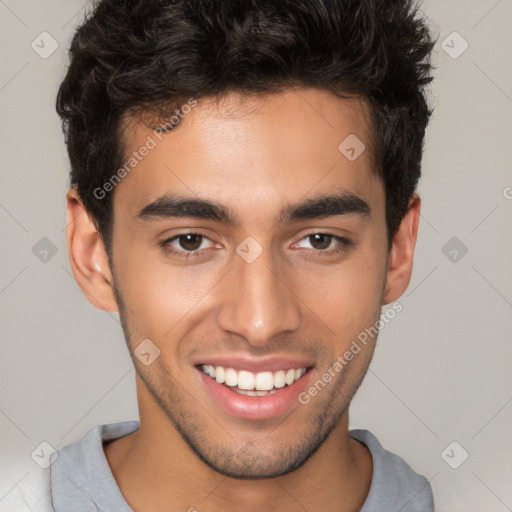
[
  {"x1": 65, "y1": 187, "x2": 119, "y2": 312},
  {"x1": 382, "y1": 193, "x2": 421, "y2": 305}
]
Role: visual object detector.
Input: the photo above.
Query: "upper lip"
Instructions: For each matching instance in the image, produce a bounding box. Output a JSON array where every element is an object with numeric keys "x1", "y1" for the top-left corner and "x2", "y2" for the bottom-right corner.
[{"x1": 193, "y1": 355, "x2": 315, "y2": 373}]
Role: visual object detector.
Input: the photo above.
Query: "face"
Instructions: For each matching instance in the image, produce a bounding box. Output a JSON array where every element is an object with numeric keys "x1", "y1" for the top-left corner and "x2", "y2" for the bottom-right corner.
[{"x1": 69, "y1": 87, "x2": 416, "y2": 479}]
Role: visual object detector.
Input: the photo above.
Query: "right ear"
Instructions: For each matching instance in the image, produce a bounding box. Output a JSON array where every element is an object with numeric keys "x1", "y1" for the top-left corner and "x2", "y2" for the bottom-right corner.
[{"x1": 65, "y1": 187, "x2": 119, "y2": 312}]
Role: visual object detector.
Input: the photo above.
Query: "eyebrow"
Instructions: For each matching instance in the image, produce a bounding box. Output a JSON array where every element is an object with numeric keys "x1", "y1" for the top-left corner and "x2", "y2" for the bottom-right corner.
[
  {"x1": 135, "y1": 190, "x2": 371, "y2": 225},
  {"x1": 280, "y1": 191, "x2": 371, "y2": 223}
]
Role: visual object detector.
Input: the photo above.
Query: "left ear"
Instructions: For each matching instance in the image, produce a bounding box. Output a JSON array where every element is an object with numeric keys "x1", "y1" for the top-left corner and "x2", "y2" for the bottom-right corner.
[{"x1": 382, "y1": 193, "x2": 421, "y2": 305}]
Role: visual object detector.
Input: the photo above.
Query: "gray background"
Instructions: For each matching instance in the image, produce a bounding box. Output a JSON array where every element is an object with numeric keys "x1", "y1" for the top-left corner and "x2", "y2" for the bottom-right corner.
[{"x1": 1, "y1": 1, "x2": 511, "y2": 510}]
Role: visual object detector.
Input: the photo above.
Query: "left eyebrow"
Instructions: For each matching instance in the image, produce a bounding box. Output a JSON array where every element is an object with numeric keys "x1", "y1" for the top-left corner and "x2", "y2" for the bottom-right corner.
[
  {"x1": 279, "y1": 191, "x2": 371, "y2": 223},
  {"x1": 134, "y1": 190, "x2": 371, "y2": 225}
]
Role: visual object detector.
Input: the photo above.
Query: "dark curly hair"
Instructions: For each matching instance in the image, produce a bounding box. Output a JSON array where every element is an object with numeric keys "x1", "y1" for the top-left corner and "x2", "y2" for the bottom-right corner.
[{"x1": 56, "y1": 0, "x2": 437, "y2": 259}]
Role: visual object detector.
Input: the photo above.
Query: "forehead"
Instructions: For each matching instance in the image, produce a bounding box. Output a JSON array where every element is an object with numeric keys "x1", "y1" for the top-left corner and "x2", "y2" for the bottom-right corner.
[{"x1": 113, "y1": 88, "x2": 383, "y2": 221}]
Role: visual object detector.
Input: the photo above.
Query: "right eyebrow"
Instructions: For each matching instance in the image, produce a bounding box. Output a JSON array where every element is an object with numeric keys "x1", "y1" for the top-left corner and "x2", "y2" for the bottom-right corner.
[{"x1": 135, "y1": 194, "x2": 238, "y2": 225}]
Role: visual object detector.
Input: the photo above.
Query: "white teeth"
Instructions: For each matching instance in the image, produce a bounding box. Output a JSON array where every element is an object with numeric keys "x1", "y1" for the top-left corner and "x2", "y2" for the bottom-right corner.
[
  {"x1": 238, "y1": 370, "x2": 255, "y2": 390},
  {"x1": 273, "y1": 370, "x2": 286, "y2": 388},
  {"x1": 200, "y1": 364, "x2": 308, "y2": 391},
  {"x1": 235, "y1": 388, "x2": 278, "y2": 396},
  {"x1": 285, "y1": 369, "x2": 296, "y2": 386},
  {"x1": 214, "y1": 366, "x2": 225, "y2": 384},
  {"x1": 225, "y1": 368, "x2": 237, "y2": 386},
  {"x1": 255, "y1": 371, "x2": 274, "y2": 391}
]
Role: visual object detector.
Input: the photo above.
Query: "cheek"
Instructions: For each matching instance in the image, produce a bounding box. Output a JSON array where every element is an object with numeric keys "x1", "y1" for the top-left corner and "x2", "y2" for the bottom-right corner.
[
  {"x1": 292, "y1": 251, "x2": 386, "y2": 340},
  {"x1": 114, "y1": 248, "x2": 224, "y2": 340}
]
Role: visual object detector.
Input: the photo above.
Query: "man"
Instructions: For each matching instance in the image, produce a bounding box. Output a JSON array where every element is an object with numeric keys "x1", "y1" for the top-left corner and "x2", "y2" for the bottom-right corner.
[{"x1": 19, "y1": 0, "x2": 438, "y2": 510}]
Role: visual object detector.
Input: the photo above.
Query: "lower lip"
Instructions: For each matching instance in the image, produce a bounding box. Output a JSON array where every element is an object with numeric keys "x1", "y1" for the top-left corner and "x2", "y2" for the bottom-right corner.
[{"x1": 196, "y1": 367, "x2": 313, "y2": 421}]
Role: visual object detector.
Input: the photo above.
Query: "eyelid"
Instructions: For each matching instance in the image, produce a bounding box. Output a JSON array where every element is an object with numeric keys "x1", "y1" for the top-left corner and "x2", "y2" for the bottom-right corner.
[
  {"x1": 168, "y1": 234, "x2": 214, "y2": 250},
  {"x1": 158, "y1": 230, "x2": 219, "y2": 259},
  {"x1": 291, "y1": 232, "x2": 353, "y2": 251},
  {"x1": 159, "y1": 228, "x2": 215, "y2": 245},
  {"x1": 159, "y1": 230, "x2": 353, "y2": 260},
  {"x1": 164, "y1": 231, "x2": 214, "y2": 245}
]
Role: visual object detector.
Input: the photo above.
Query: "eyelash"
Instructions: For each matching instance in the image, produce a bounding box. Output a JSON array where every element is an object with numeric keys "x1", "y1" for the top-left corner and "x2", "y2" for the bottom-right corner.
[
  {"x1": 159, "y1": 232, "x2": 353, "y2": 260},
  {"x1": 159, "y1": 231, "x2": 213, "y2": 260}
]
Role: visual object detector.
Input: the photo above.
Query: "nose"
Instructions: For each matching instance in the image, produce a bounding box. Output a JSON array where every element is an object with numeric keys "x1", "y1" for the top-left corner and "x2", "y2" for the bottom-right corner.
[{"x1": 216, "y1": 247, "x2": 302, "y2": 347}]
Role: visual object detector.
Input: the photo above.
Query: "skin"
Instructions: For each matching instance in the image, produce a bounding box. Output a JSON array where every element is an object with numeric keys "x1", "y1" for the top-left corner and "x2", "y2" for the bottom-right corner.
[{"x1": 66, "y1": 87, "x2": 420, "y2": 512}]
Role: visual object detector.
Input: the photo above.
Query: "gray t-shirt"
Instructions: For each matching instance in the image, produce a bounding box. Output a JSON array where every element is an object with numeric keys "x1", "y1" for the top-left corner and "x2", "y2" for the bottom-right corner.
[{"x1": 6, "y1": 421, "x2": 435, "y2": 511}]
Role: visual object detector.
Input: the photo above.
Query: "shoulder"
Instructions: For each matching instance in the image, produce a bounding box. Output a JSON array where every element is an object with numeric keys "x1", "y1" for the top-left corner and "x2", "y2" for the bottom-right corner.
[
  {"x1": 0, "y1": 421, "x2": 139, "y2": 512},
  {"x1": 50, "y1": 421, "x2": 139, "y2": 511},
  {"x1": 350, "y1": 429, "x2": 435, "y2": 512},
  {"x1": 51, "y1": 421, "x2": 138, "y2": 473}
]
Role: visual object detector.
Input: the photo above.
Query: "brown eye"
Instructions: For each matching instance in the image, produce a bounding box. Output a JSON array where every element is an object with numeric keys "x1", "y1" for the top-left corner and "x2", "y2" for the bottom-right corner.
[
  {"x1": 177, "y1": 234, "x2": 204, "y2": 251},
  {"x1": 160, "y1": 232, "x2": 217, "y2": 260},
  {"x1": 292, "y1": 233, "x2": 353, "y2": 255},
  {"x1": 308, "y1": 233, "x2": 333, "y2": 250}
]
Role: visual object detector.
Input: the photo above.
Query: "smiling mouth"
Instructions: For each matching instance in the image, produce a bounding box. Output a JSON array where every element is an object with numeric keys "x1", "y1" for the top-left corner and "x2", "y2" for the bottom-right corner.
[{"x1": 197, "y1": 364, "x2": 311, "y2": 396}]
